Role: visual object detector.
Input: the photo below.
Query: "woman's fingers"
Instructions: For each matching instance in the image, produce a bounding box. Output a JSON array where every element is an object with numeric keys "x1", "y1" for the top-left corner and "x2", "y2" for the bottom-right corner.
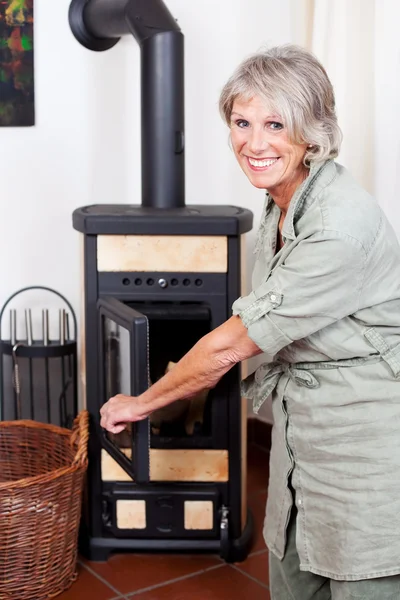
[
  {"x1": 108, "y1": 422, "x2": 128, "y2": 434},
  {"x1": 100, "y1": 394, "x2": 140, "y2": 432}
]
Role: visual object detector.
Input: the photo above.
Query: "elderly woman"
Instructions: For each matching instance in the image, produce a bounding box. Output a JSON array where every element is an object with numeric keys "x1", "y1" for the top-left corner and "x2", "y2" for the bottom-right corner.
[{"x1": 100, "y1": 45, "x2": 400, "y2": 599}]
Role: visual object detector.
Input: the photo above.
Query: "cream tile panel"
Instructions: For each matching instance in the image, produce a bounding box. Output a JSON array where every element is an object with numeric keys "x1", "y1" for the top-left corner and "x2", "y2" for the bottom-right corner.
[
  {"x1": 184, "y1": 501, "x2": 213, "y2": 530},
  {"x1": 97, "y1": 235, "x2": 228, "y2": 273},
  {"x1": 101, "y1": 448, "x2": 229, "y2": 483},
  {"x1": 150, "y1": 449, "x2": 229, "y2": 482},
  {"x1": 101, "y1": 448, "x2": 133, "y2": 482},
  {"x1": 116, "y1": 500, "x2": 146, "y2": 529}
]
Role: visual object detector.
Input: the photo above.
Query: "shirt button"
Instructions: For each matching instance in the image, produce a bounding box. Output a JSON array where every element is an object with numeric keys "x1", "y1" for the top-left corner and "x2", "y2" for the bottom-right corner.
[
  {"x1": 298, "y1": 499, "x2": 302, "y2": 506},
  {"x1": 270, "y1": 294, "x2": 277, "y2": 302}
]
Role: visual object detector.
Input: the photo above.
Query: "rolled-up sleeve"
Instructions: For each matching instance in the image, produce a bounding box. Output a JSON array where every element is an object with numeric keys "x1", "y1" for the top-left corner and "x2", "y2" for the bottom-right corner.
[{"x1": 232, "y1": 231, "x2": 366, "y2": 356}]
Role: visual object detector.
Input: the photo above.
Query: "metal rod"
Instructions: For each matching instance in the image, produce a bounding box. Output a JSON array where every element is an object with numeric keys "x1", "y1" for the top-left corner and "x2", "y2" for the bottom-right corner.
[
  {"x1": 27, "y1": 309, "x2": 34, "y2": 416},
  {"x1": 60, "y1": 356, "x2": 66, "y2": 426},
  {"x1": 59, "y1": 309, "x2": 66, "y2": 345},
  {"x1": 66, "y1": 312, "x2": 73, "y2": 378},
  {"x1": 12, "y1": 343, "x2": 23, "y2": 420},
  {"x1": 45, "y1": 357, "x2": 50, "y2": 423},
  {"x1": 59, "y1": 308, "x2": 67, "y2": 424},
  {"x1": 72, "y1": 350, "x2": 78, "y2": 424},
  {"x1": 64, "y1": 311, "x2": 73, "y2": 425},
  {"x1": 65, "y1": 312, "x2": 70, "y2": 342},
  {"x1": 10, "y1": 309, "x2": 16, "y2": 345},
  {"x1": 29, "y1": 358, "x2": 34, "y2": 419},
  {"x1": 13, "y1": 365, "x2": 21, "y2": 419},
  {"x1": 42, "y1": 309, "x2": 49, "y2": 346},
  {"x1": 25, "y1": 309, "x2": 33, "y2": 345},
  {"x1": 40, "y1": 308, "x2": 50, "y2": 421}
]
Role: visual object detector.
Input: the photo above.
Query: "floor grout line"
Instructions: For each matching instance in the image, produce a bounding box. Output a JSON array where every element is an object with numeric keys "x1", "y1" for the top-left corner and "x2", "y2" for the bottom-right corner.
[
  {"x1": 125, "y1": 562, "x2": 226, "y2": 597},
  {"x1": 78, "y1": 560, "x2": 130, "y2": 599},
  {"x1": 230, "y1": 563, "x2": 270, "y2": 591},
  {"x1": 248, "y1": 547, "x2": 268, "y2": 558}
]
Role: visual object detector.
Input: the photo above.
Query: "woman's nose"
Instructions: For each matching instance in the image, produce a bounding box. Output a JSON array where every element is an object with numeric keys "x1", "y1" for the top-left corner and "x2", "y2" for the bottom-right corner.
[{"x1": 247, "y1": 128, "x2": 268, "y2": 155}]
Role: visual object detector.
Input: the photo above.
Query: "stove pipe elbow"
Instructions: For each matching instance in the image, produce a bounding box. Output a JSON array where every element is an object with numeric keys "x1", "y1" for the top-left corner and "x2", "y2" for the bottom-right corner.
[{"x1": 69, "y1": 0, "x2": 185, "y2": 209}]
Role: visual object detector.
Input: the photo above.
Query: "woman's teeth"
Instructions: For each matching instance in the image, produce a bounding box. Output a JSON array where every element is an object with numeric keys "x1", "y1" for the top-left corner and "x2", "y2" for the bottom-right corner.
[{"x1": 248, "y1": 157, "x2": 278, "y2": 168}]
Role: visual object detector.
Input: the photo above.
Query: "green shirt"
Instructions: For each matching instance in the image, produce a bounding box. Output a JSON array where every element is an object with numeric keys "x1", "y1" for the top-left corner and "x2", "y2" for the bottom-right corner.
[{"x1": 233, "y1": 159, "x2": 400, "y2": 580}]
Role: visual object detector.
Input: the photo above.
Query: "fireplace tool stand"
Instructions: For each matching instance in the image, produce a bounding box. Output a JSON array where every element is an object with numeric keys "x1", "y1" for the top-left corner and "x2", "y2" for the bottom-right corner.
[{"x1": 0, "y1": 286, "x2": 78, "y2": 427}]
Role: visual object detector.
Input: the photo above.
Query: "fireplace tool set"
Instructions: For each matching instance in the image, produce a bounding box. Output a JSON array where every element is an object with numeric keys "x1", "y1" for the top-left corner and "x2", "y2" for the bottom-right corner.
[{"x1": 0, "y1": 286, "x2": 78, "y2": 427}]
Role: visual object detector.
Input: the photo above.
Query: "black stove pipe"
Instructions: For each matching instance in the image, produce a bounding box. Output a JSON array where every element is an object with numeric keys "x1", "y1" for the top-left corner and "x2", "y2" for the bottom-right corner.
[{"x1": 69, "y1": 0, "x2": 185, "y2": 209}]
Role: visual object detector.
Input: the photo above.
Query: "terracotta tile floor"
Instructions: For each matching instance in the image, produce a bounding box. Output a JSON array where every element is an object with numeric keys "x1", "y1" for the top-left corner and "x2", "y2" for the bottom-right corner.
[{"x1": 59, "y1": 444, "x2": 270, "y2": 599}]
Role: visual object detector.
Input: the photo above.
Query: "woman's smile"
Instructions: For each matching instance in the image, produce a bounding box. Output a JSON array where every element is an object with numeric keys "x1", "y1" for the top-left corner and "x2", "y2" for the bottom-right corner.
[{"x1": 246, "y1": 156, "x2": 280, "y2": 171}]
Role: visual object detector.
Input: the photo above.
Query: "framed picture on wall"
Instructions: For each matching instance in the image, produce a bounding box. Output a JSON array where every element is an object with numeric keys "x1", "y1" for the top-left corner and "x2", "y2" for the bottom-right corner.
[{"x1": 0, "y1": 0, "x2": 34, "y2": 127}]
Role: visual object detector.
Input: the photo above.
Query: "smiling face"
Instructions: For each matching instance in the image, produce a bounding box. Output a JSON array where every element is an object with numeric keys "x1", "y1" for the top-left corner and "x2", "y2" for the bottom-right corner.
[{"x1": 230, "y1": 95, "x2": 309, "y2": 206}]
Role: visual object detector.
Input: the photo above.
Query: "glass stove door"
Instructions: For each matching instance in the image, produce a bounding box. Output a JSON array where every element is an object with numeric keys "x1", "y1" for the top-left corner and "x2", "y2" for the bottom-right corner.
[{"x1": 98, "y1": 297, "x2": 149, "y2": 483}]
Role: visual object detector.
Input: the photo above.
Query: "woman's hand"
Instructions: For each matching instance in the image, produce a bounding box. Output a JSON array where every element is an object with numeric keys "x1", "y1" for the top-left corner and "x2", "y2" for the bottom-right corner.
[{"x1": 100, "y1": 394, "x2": 149, "y2": 434}]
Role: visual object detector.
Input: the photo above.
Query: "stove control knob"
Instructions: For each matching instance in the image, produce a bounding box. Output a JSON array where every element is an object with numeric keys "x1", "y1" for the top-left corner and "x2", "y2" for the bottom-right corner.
[{"x1": 158, "y1": 278, "x2": 168, "y2": 289}]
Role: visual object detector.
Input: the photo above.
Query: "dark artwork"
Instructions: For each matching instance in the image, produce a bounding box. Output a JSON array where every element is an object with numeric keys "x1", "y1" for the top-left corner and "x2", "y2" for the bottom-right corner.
[{"x1": 0, "y1": 0, "x2": 34, "y2": 126}]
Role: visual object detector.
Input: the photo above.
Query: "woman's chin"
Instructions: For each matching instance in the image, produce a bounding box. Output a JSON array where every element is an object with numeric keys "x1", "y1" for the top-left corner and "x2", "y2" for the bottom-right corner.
[{"x1": 246, "y1": 172, "x2": 274, "y2": 190}]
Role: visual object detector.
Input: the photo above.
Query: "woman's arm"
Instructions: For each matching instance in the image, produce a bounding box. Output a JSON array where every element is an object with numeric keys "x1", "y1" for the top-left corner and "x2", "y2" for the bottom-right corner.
[{"x1": 100, "y1": 315, "x2": 262, "y2": 434}]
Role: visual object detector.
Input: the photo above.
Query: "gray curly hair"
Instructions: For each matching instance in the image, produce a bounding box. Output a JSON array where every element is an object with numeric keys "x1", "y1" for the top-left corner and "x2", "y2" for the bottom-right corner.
[{"x1": 219, "y1": 44, "x2": 342, "y2": 163}]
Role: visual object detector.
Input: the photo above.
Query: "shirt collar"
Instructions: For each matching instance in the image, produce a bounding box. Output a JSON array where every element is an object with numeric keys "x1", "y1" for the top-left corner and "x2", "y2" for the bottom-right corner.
[{"x1": 280, "y1": 159, "x2": 337, "y2": 240}]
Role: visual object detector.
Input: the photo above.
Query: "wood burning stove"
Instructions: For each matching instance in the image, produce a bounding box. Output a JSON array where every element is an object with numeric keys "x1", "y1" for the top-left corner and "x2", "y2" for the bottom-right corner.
[{"x1": 70, "y1": 0, "x2": 254, "y2": 562}]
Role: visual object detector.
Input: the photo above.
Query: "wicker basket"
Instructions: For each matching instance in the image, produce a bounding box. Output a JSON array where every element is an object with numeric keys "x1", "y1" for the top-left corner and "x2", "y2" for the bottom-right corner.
[{"x1": 0, "y1": 411, "x2": 89, "y2": 600}]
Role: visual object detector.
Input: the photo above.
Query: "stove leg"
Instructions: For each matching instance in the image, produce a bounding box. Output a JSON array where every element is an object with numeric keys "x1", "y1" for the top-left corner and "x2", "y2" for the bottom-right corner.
[
  {"x1": 79, "y1": 531, "x2": 112, "y2": 563},
  {"x1": 84, "y1": 546, "x2": 112, "y2": 562},
  {"x1": 220, "y1": 508, "x2": 255, "y2": 563}
]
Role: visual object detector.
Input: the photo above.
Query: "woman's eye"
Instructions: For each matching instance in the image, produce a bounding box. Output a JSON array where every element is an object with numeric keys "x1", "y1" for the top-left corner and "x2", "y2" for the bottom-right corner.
[
  {"x1": 235, "y1": 119, "x2": 249, "y2": 128},
  {"x1": 268, "y1": 121, "x2": 283, "y2": 131}
]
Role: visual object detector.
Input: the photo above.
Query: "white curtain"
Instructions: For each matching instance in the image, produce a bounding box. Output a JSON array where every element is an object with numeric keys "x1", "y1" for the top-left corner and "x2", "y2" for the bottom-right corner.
[
  {"x1": 290, "y1": 0, "x2": 400, "y2": 237},
  {"x1": 257, "y1": 1, "x2": 400, "y2": 424}
]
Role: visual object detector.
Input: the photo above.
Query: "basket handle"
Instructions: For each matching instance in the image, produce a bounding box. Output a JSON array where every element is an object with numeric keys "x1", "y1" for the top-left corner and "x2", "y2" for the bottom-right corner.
[{"x1": 70, "y1": 410, "x2": 89, "y2": 467}]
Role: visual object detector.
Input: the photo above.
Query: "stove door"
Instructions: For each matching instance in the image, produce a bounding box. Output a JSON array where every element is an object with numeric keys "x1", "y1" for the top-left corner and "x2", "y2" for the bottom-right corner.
[{"x1": 98, "y1": 297, "x2": 149, "y2": 483}]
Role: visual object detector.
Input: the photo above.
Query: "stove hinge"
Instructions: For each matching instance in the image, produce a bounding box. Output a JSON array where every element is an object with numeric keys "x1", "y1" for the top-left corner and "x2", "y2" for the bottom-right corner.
[
  {"x1": 219, "y1": 505, "x2": 231, "y2": 561},
  {"x1": 101, "y1": 493, "x2": 113, "y2": 528}
]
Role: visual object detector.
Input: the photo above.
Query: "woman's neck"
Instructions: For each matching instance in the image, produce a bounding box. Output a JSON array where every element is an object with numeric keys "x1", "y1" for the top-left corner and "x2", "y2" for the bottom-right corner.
[{"x1": 269, "y1": 165, "x2": 310, "y2": 219}]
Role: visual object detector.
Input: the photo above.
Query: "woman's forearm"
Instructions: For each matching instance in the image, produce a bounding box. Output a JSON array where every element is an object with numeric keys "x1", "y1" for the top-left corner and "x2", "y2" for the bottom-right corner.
[{"x1": 137, "y1": 315, "x2": 262, "y2": 416}]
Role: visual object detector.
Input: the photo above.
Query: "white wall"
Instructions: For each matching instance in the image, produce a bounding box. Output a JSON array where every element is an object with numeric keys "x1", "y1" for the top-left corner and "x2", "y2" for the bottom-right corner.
[{"x1": 0, "y1": 0, "x2": 293, "y2": 421}]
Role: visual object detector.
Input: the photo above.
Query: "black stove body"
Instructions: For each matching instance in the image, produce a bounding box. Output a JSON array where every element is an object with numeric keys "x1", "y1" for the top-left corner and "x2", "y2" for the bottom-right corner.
[{"x1": 70, "y1": 0, "x2": 254, "y2": 562}]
